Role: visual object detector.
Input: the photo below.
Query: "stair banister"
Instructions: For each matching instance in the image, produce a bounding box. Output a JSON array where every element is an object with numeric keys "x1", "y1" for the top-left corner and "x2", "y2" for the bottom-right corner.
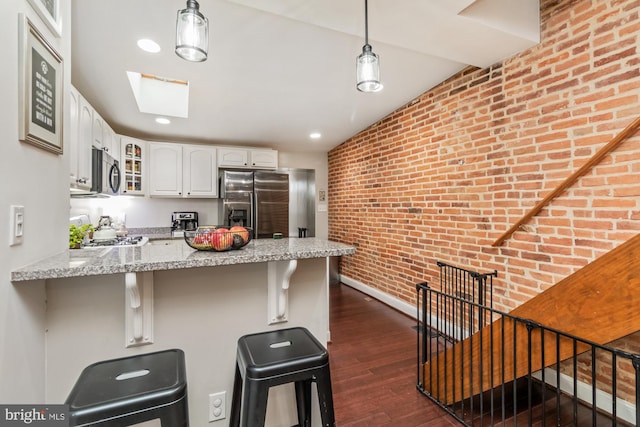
[{"x1": 492, "y1": 115, "x2": 640, "y2": 247}]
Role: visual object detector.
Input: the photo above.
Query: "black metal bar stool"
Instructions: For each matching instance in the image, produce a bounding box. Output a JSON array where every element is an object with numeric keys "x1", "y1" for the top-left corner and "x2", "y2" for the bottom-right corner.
[
  {"x1": 230, "y1": 327, "x2": 335, "y2": 427},
  {"x1": 65, "y1": 349, "x2": 189, "y2": 426}
]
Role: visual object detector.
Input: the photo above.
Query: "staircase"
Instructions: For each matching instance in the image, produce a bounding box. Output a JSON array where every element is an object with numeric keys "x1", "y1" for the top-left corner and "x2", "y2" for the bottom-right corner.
[{"x1": 417, "y1": 233, "x2": 640, "y2": 423}]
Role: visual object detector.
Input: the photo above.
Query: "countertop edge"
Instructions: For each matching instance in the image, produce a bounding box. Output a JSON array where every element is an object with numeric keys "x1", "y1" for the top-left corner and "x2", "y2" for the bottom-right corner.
[{"x1": 11, "y1": 239, "x2": 355, "y2": 282}]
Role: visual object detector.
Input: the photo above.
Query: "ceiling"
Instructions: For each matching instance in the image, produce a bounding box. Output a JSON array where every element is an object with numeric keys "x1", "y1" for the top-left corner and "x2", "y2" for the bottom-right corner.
[{"x1": 71, "y1": 0, "x2": 540, "y2": 153}]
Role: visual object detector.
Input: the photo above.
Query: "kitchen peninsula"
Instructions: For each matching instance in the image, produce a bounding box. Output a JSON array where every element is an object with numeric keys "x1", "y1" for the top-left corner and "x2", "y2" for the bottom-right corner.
[{"x1": 12, "y1": 238, "x2": 354, "y2": 426}]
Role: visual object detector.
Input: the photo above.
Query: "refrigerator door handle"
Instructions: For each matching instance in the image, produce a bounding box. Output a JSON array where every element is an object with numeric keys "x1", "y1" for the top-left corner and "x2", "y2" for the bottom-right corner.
[{"x1": 252, "y1": 191, "x2": 257, "y2": 234}]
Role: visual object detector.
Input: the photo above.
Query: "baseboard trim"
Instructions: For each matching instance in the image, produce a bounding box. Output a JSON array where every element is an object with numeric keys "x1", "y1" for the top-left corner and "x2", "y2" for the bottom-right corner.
[{"x1": 339, "y1": 275, "x2": 417, "y2": 319}]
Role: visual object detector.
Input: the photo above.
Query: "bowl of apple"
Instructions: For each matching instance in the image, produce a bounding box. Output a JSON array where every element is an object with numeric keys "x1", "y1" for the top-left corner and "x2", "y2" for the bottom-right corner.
[{"x1": 184, "y1": 226, "x2": 252, "y2": 251}]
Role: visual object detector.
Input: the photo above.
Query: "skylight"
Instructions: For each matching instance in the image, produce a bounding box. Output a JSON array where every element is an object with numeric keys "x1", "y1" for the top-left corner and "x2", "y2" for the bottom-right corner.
[{"x1": 126, "y1": 71, "x2": 189, "y2": 118}]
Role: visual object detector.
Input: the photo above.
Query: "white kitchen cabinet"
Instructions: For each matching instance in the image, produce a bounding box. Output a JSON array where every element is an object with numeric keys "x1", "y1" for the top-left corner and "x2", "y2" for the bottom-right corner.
[
  {"x1": 218, "y1": 147, "x2": 277, "y2": 169},
  {"x1": 69, "y1": 87, "x2": 92, "y2": 191},
  {"x1": 73, "y1": 91, "x2": 94, "y2": 191},
  {"x1": 183, "y1": 145, "x2": 218, "y2": 197},
  {"x1": 149, "y1": 142, "x2": 182, "y2": 197},
  {"x1": 149, "y1": 142, "x2": 217, "y2": 198},
  {"x1": 250, "y1": 149, "x2": 278, "y2": 168},
  {"x1": 120, "y1": 136, "x2": 146, "y2": 196},
  {"x1": 91, "y1": 109, "x2": 104, "y2": 149},
  {"x1": 217, "y1": 147, "x2": 249, "y2": 167},
  {"x1": 102, "y1": 123, "x2": 116, "y2": 157},
  {"x1": 111, "y1": 133, "x2": 121, "y2": 165}
]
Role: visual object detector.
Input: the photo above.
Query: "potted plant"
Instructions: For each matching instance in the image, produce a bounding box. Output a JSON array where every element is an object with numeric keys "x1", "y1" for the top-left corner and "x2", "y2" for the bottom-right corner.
[{"x1": 69, "y1": 224, "x2": 94, "y2": 249}]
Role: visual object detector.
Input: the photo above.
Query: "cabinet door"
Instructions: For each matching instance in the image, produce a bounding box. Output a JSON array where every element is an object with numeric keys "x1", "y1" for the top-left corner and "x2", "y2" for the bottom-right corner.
[
  {"x1": 218, "y1": 148, "x2": 249, "y2": 167},
  {"x1": 111, "y1": 134, "x2": 121, "y2": 164},
  {"x1": 77, "y1": 95, "x2": 93, "y2": 189},
  {"x1": 120, "y1": 136, "x2": 145, "y2": 195},
  {"x1": 102, "y1": 123, "x2": 115, "y2": 156},
  {"x1": 92, "y1": 110, "x2": 104, "y2": 149},
  {"x1": 149, "y1": 142, "x2": 182, "y2": 197},
  {"x1": 250, "y1": 149, "x2": 278, "y2": 169},
  {"x1": 183, "y1": 145, "x2": 217, "y2": 197},
  {"x1": 69, "y1": 87, "x2": 79, "y2": 186}
]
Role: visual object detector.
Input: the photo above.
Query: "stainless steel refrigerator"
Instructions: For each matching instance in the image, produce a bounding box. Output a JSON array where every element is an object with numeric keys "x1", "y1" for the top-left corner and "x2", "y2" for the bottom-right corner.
[{"x1": 219, "y1": 170, "x2": 289, "y2": 239}]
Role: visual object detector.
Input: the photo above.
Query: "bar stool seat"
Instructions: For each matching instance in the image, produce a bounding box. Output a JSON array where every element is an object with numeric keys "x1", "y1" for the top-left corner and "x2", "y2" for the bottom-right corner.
[
  {"x1": 230, "y1": 327, "x2": 335, "y2": 427},
  {"x1": 65, "y1": 349, "x2": 189, "y2": 426}
]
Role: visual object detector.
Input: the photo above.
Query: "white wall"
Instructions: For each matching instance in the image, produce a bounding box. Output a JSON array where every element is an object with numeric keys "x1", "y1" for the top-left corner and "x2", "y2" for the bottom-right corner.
[
  {"x1": 70, "y1": 196, "x2": 220, "y2": 228},
  {"x1": 1, "y1": 0, "x2": 71, "y2": 403}
]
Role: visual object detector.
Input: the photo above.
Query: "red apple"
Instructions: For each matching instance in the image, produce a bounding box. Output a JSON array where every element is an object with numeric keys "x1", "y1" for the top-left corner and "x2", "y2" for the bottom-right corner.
[
  {"x1": 212, "y1": 228, "x2": 233, "y2": 251},
  {"x1": 230, "y1": 226, "x2": 249, "y2": 244}
]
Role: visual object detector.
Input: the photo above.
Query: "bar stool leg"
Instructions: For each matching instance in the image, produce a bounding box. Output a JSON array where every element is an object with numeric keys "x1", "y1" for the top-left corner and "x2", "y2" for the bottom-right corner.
[
  {"x1": 315, "y1": 367, "x2": 336, "y2": 427},
  {"x1": 294, "y1": 380, "x2": 312, "y2": 427},
  {"x1": 241, "y1": 379, "x2": 269, "y2": 427},
  {"x1": 229, "y1": 365, "x2": 243, "y2": 427}
]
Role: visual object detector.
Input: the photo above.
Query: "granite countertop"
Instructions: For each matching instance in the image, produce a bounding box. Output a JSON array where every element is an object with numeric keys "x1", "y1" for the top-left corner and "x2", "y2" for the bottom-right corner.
[{"x1": 11, "y1": 238, "x2": 355, "y2": 282}]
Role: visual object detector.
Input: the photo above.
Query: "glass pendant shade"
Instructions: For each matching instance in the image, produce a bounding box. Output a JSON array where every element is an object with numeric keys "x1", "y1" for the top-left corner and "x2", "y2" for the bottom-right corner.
[
  {"x1": 356, "y1": 44, "x2": 381, "y2": 92},
  {"x1": 356, "y1": 0, "x2": 382, "y2": 92},
  {"x1": 175, "y1": 0, "x2": 209, "y2": 62}
]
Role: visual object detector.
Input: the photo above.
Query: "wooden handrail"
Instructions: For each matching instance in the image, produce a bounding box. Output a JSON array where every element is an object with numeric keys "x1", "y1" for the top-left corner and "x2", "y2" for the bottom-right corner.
[{"x1": 492, "y1": 115, "x2": 640, "y2": 247}]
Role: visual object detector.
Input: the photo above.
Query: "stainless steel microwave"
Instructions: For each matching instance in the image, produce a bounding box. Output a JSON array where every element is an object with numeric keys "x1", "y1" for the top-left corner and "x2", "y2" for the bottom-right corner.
[{"x1": 91, "y1": 147, "x2": 121, "y2": 196}]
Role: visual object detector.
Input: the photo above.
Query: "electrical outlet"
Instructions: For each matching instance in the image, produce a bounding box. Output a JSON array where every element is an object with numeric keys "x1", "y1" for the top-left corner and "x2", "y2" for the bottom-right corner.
[{"x1": 208, "y1": 391, "x2": 226, "y2": 422}]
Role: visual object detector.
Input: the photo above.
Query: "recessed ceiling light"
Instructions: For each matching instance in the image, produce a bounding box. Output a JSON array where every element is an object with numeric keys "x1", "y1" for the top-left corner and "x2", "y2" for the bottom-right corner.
[
  {"x1": 137, "y1": 39, "x2": 161, "y2": 53},
  {"x1": 309, "y1": 132, "x2": 321, "y2": 139},
  {"x1": 155, "y1": 117, "x2": 171, "y2": 125}
]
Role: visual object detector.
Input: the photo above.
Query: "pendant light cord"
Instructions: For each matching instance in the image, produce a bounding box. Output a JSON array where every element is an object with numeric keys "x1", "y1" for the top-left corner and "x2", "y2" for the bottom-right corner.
[{"x1": 364, "y1": 0, "x2": 369, "y2": 46}]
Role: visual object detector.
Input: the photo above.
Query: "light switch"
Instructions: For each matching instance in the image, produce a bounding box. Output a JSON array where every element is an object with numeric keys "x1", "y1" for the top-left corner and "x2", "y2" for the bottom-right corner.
[{"x1": 9, "y1": 205, "x2": 24, "y2": 246}]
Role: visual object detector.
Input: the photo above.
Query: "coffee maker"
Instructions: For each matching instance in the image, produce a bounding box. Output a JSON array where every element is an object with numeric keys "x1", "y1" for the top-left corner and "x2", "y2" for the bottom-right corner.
[{"x1": 171, "y1": 212, "x2": 198, "y2": 234}]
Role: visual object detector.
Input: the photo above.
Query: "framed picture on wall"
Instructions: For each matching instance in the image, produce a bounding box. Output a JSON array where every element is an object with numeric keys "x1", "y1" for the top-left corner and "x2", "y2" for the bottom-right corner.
[
  {"x1": 18, "y1": 14, "x2": 64, "y2": 155},
  {"x1": 27, "y1": 0, "x2": 61, "y2": 37}
]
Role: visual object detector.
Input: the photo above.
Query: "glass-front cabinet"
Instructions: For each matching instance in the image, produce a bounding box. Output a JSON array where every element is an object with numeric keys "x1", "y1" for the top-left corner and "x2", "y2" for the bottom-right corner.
[{"x1": 120, "y1": 136, "x2": 146, "y2": 195}]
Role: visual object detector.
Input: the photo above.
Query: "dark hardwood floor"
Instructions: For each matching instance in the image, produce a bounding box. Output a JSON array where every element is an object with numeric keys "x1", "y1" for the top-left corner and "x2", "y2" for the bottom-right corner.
[
  {"x1": 328, "y1": 283, "x2": 460, "y2": 426},
  {"x1": 328, "y1": 283, "x2": 630, "y2": 427}
]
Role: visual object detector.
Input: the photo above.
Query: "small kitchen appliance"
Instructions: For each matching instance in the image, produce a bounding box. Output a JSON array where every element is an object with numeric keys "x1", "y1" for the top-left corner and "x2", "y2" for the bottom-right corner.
[
  {"x1": 172, "y1": 212, "x2": 198, "y2": 234},
  {"x1": 91, "y1": 147, "x2": 121, "y2": 196}
]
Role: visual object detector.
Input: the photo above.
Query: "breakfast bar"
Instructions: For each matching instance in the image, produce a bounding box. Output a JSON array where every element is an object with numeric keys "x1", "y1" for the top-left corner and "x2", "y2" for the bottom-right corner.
[{"x1": 11, "y1": 238, "x2": 354, "y2": 426}]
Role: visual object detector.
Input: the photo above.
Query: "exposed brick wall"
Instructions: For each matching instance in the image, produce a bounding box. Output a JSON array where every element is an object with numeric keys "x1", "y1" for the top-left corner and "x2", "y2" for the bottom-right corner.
[
  {"x1": 329, "y1": 0, "x2": 640, "y2": 310},
  {"x1": 329, "y1": 0, "x2": 640, "y2": 404}
]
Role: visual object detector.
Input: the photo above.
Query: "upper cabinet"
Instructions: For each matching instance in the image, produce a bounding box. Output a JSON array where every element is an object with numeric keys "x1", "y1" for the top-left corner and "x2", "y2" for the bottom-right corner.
[
  {"x1": 218, "y1": 147, "x2": 278, "y2": 169},
  {"x1": 91, "y1": 109, "x2": 104, "y2": 149},
  {"x1": 149, "y1": 142, "x2": 217, "y2": 198},
  {"x1": 69, "y1": 86, "x2": 92, "y2": 191},
  {"x1": 102, "y1": 123, "x2": 117, "y2": 158},
  {"x1": 70, "y1": 87, "x2": 277, "y2": 199},
  {"x1": 183, "y1": 145, "x2": 218, "y2": 198},
  {"x1": 120, "y1": 136, "x2": 146, "y2": 196}
]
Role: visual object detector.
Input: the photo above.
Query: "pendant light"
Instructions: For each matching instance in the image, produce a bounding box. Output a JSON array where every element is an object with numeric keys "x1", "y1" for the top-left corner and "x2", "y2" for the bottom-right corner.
[
  {"x1": 175, "y1": 0, "x2": 209, "y2": 62},
  {"x1": 356, "y1": 0, "x2": 382, "y2": 92}
]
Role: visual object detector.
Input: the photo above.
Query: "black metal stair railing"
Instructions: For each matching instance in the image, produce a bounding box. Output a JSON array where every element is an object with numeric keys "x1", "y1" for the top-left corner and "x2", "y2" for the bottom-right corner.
[
  {"x1": 435, "y1": 261, "x2": 497, "y2": 341},
  {"x1": 416, "y1": 281, "x2": 640, "y2": 426}
]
